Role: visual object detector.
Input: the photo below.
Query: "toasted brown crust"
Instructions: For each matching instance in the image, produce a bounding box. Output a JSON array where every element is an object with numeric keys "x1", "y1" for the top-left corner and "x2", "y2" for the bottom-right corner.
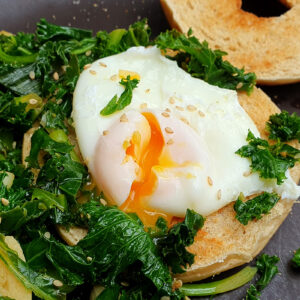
[
  {"x1": 176, "y1": 87, "x2": 300, "y2": 282},
  {"x1": 160, "y1": 0, "x2": 300, "y2": 85}
]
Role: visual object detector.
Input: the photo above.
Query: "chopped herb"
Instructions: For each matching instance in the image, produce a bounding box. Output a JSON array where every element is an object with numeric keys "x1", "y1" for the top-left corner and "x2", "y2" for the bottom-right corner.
[
  {"x1": 236, "y1": 130, "x2": 300, "y2": 184},
  {"x1": 266, "y1": 110, "x2": 300, "y2": 142},
  {"x1": 155, "y1": 29, "x2": 256, "y2": 94},
  {"x1": 100, "y1": 76, "x2": 139, "y2": 116},
  {"x1": 245, "y1": 254, "x2": 280, "y2": 300},
  {"x1": 234, "y1": 192, "x2": 280, "y2": 225}
]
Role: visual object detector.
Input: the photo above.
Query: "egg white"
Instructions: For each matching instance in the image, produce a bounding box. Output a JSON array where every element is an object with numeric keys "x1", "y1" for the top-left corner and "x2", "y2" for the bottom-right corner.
[{"x1": 73, "y1": 46, "x2": 300, "y2": 217}]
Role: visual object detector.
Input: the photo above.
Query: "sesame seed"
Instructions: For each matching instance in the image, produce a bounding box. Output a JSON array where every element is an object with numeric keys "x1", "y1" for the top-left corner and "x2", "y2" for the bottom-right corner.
[
  {"x1": 180, "y1": 117, "x2": 189, "y2": 125},
  {"x1": 236, "y1": 82, "x2": 243, "y2": 89},
  {"x1": 165, "y1": 108, "x2": 171, "y2": 112},
  {"x1": 57, "y1": 99, "x2": 63, "y2": 104},
  {"x1": 1, "y1": 198, "x2": 9, "y2": 206},
  {"x1": 84, "y1": 64, "x2": 92, "y2": 70},
  {"x1": 165, "y1": 127, "x2": 174, "y2": 134},
  {"x1": 29, "y1": 71, "x2": 35, "y2": 80},
  {"x1": 187, "y1": 104, "x2": 196, "y2": 112},
  {"x1": 161, "y1": 112, "x2": 170, "y2": 118},
  {"x1": 103, "y1": 130, "x2": 109, "y2": 136},
  {"x1": 217, "y1": 189, "x2": 222, "y2": 200},
  {"x1": 145, "y1": 88, "x2": 150, "y2": 93},
  {"x1": 29, "y1": 98, "x2": 38, "y2": 105},
  {"x1": 0, "y1": 217, "x2": 2, "y2": 224},
  {"x1": 44, "y1": 232, "x2": 51, "y2": 239},
  {"x1": 87, "y1": 256, "x2": 93, "y2": 262},
  {"x1": 61, "y1": 65, "x2": 67, "y2": 72},
  {"x1": 198, "y1": 110, "x2": 205, "y2": 117},
  {"x1": 160, "y1": 297, "x2": 171, "y2": 300},
  {"x1": 110, "y1": 74, "x2": 117, "y2": 81},
  {"x1": 243, "y1": 170, "x2": 252, "y2": 177},
  {"x1": 100, "y1": 198, "x2": 107, "y2": 206},
  {"x1": 175, "y1": 105, "x2": 184, "y2": 111},
  {"x1": 207, "y1": 176, "x2": 213, "y2": 186},
  {"x1": 53, "y1": 72, "x2": 59, "y2": 81},
  {"x1": 53, "y1": 280, "x2": 63, "y2": 287},
  {"x1": 89, "y1": 70, "x2": 97, "y2": 75},
  {"x1": 169, "y1": 97, "x2": 175, "y2": 104},
  {"x1": 99, "y1": 62, "x2": 107, "y2": 67},
  {"x1": 120, "y1": 114, "x2": 128, "y2": 122},
  {"x1": 12, "y1": 141, "x2": 16, "y2": 149},
  {"x1": 140, "y1": 103, "x2": 147, "y2": 109},
  {"x1": 121, "y1": 281, "x2": 129, "y2": 287},
  {"x1": 86, "y1": 213, "x2": 91, "y2": 219},
  {"x1": 167, "y1": 139, "x2": 174, "y2": 145},
  {"x1": 85, "y1": 50, "x2": 92, "y2": 56}
]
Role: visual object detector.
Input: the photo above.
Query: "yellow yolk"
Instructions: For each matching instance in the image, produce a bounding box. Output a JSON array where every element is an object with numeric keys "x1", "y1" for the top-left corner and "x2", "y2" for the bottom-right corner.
[{"x1": 120, "y1": 112, "x2": 174, "y2": 227}]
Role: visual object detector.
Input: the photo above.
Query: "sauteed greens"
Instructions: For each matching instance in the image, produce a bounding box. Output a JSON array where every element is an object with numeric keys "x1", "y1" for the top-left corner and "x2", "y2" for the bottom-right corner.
[{"x1": 0, "y1": 19, "x2": 289, "y2": 300}]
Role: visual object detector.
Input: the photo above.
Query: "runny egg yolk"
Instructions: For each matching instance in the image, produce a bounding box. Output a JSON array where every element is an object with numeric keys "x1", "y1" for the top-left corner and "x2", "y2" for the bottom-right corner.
[{"x1": 120, "y1": 112, "x2": 178, "y2": 227}]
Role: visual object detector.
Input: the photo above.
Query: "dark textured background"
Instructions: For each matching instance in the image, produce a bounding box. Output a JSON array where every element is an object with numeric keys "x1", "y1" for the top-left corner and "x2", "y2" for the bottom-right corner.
[{"x1": 0, "y1": 0, "x2": 299, "y2": 299}]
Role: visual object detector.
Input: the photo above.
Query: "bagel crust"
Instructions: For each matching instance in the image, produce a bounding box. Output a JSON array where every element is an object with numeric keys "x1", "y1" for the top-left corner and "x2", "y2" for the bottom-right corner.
[
  {"x1": 176, "y1": 87, "x2": 300, "y2": 282},
  {"x1": 161, "y1": 0, "x2": 300, "y2": 85}
]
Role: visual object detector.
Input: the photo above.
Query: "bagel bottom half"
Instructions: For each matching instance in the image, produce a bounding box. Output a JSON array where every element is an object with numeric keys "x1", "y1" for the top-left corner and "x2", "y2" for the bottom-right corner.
[
  {"x1": 176, "y1": 87, "x2": 300, "y2": 282},
  {"x1": 53, "y1": 87, "x2": 300, "y2": 283}
]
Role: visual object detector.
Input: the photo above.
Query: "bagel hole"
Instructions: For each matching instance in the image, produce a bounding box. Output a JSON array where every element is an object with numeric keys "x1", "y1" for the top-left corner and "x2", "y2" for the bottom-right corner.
[{"x1": 242, "y1": 0, "x2": 289, "y2": 17}]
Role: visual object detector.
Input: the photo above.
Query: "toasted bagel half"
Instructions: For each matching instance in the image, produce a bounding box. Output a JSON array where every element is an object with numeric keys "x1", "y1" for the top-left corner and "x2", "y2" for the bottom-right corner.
[
  {"x1": 176, "y1": 87, "x2": 300, "y2": 282},
  {"x1": 160, "y1": 0, "x2": 300, "y2": 85}
]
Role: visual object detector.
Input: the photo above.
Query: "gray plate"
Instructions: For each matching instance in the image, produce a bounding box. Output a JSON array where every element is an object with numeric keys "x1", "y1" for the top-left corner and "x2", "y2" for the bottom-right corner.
[{"x1": 0, "y1": 0, "x2": 299, "y2": 299}]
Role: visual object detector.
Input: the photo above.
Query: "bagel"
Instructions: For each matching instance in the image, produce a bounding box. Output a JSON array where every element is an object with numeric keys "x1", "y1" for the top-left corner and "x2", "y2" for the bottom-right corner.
[
  {"x1": 160, "y1": 0, "x2": 300, "y2": 85},
  {"x1": 51, "y1": 86, "x2": 300, "y2": 283}
]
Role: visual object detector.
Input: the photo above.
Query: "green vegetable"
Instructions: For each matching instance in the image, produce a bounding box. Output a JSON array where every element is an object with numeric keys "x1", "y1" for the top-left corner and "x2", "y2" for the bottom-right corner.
[
  {"x1": 236, "y1": 130, "x2": 300, "y2": 184},
  {"x1": 266, "y1": 110, "x2": 300, "y2": 142},
  {"x1": 245, "y1": 254, "x2": 280, "y2": 299},
  {"x1": 100, "y1": 76, "x2": 140, "y2": 116},
  {"x1": 37, "y1": 18, "x2": 92, "y2": 41},
  {"x1": 292, "y1": 248, "x2": 300, "y2": 267},
  {"x1": 181, "y1": 266, "x2": 257, "y2": 296},
  {"x1": 0, "y1": 45, "x2": 37, "y2": 65},
  {"x1": 155, "y1": 29, "x2": 256, "y2": 93},
  {"x1": 0, "y1": 188, "x2": 67, "y2": 234},
  {"x1": 0, "y1": 233, "x2": 67, "y2": 300},
  {"x1": 154, "y1": 209, "x2": 204, "y2": 273},
  {"x1": 234, "y1": 192, "x2": 280, "y2": 225}
]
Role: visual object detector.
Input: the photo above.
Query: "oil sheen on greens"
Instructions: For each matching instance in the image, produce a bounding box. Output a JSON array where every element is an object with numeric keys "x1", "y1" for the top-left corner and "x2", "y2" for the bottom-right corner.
[{"x1": 0, "y1": 18, "x2": 259, "y2": 300}]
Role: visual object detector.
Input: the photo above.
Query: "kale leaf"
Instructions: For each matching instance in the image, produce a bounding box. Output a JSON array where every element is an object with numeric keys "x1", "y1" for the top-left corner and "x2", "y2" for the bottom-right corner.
[
  {"x1": 0, "y1": 233, "x2": 67, "y2": 300},
  {"x1": 234, "y1": 192, "x2": 280, "y2": 225},
  {"x1": 37, "y1": 18, "x2": 92, "y2": 42},
  {"x1": 292, "y1": 248, "x2": 300, "y2": 268},
  {"x1": 236, "y1": 130, "x2": 300, "y2": 184},
  {"x1": 155, "y1": 29, "x2": 256, "y2": 93},
  {"x1": 245, "y1": 254, "x2": 279, "y2": 299},
  {"x1": 100, "y1": 76, "x2": 140, "y2": 116},
  {"x1": 266, "y1": 110, "x2": 300, "y2": 142},
  {"x1": 154, "y1": 209, "x2": 204, "y2": 274}
]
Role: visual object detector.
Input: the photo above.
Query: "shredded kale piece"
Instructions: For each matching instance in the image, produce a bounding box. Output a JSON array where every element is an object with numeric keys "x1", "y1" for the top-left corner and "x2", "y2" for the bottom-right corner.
[
  {"x1": 96, "y1": 19, "x2": 151, "y2": 58},
  {"x1": 100, "y1": 76, "x2": 140, "y2": 116},
  {"x1": 245, "y1": 254, "x2": 279, "y2": 300},
  {"x1": 155, "y1": 29, "x2": 256, "y2": 94},
  {"x1": 154, "y1": 209, "x2": 204, "y2": 274},
  {"x1": 0, "y1": 233, "x2": 68, "y2": 300},
  {"x1": 236, "y1": 130, "x2": 300, "y2": 184},
  {"x1": 36, "y1": 18, "x2": 92, "y2": 41},
  {"x1": 266, "y1": 110, "x2": 300, "y2": 142},
  {"x1": 292, "y1": 248, "x2": 300, "y2": 268},
  {"x1": 234, "y1": 192, "x2": 280, "y2": 225}
]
